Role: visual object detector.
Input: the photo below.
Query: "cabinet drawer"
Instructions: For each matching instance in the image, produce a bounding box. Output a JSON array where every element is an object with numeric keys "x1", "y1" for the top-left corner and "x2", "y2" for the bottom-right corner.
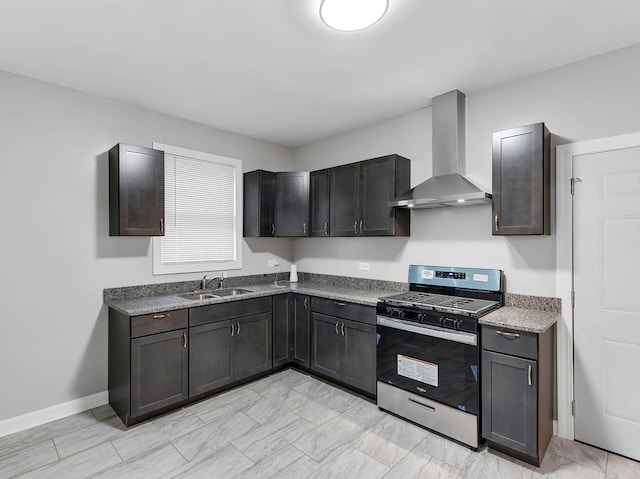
[
  {"x1": 311, "y1": 297, "x2": 375, "y2": 325},
  {"x1": 482, "y1": 326, "x2": 537, "y2": 360},
  {"x1": 131, "y1": 309, "x2": 188, "y2": 338},
  {"x1": 190, "y1": 297, "x2": 272, "y2": 327}
]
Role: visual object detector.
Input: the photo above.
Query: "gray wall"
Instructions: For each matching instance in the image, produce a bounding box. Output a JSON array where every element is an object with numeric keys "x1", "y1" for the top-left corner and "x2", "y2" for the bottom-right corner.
[
  {"x1": 0, "y1": 71, "x2": 294, "y2": 422},
  {"x1": 292, "y1": 43, "x2": 640, "y2": 296}
]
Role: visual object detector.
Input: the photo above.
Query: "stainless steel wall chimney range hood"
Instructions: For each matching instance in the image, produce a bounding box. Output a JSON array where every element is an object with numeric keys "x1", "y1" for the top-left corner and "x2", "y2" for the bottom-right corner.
[{"x1": 389, "y1": 90, "x2": 492, "y2": 209}]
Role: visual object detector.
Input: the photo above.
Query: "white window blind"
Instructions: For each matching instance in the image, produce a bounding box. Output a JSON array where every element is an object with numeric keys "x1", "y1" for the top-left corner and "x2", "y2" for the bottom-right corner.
[{"x1": 152, "y1": 143, "x2": 242, "y2": 275}]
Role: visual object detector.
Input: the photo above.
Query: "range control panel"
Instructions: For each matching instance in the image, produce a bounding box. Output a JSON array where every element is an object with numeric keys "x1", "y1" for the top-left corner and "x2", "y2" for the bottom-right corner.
[{"x1": 436, "y1": 271, "x2": 466, "y2": 280}]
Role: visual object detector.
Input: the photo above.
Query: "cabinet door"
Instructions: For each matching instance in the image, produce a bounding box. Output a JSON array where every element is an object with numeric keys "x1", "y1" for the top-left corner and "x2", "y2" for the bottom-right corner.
[
  {"x1": 482, "y1": 350, "x2": 538, "y2": 457},
  {"x1": 310, "y1": 312, "x2": 341, "y2": 380},
  {"x1": 272, "y1": 294, "x2": 292, "y2": 366},
  {"x1": 109, "y1": 144, "x2": 164, "y2": 236},
  {"x1": 340, "y1": 319, "x2": 377, "y2": 395},
  {"x1": 330, "y1": 163, "x2": 359, "y2": 236},
  {"x1": 292, "y1": 295, "x2": 310, "y2": 367},
  {"x1": 492, "y1": 123, "x2": 550, "y2": 235},
  {"x1": 234, "y1": 312, "x2": 273, "y2": 380},
  {"x1": 360, "y1": 155, "x2": 410, "y2": 236},
  {"x1": 130, "y1": 329, "x2": 188, "y2": 417},
  {"x1": 310, "y1": 169, "x2": 330, "y2": 236},
  {"x1": 189, "y1": 321, "x2": 234, "y2": 396},
  {"x1": 276, "y1": 172, "x2": 310, "y2": 236},
  {"x1": 243, "y1": 170, "x2": 276, "y2": 237}
]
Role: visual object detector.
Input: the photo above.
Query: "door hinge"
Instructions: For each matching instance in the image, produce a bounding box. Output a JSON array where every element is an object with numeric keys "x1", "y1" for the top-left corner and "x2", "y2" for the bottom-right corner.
[
  {"x1": 571, "y1": 290, "x2": 575, "y2": 307},
  {"x1": 571, "y1": 400, "x2": 576, "y2": 416}
]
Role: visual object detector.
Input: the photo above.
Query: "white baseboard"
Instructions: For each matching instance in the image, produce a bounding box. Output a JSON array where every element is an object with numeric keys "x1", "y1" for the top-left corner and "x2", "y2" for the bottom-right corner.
[{"x1": 0, "y1": 391, "x2": 108, "y2": 438}]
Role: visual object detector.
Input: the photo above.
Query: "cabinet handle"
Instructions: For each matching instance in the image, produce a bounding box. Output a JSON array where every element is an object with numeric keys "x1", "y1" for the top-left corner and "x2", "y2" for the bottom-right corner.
[
  {"x1": 496, "y1": 330, "x2": 520, "y2": 339},
  {"x1": 183, "y1": 332, "x2": 187, "y2": 349},
  {"x1": 153, "y1": 313, "x2": 169, "y2": 319},
  {"x1": 237, "y1": 321, "x2": 240, "y2": 335},
  {"x1": 303, "y1": 223, "x2": 306, "y2": 235},
  {"x1": 334, "y1": 301, "x2": 346, "y2": 307},
  {"x1": 359, "y1": 220, "x2": 363, "y2": 235},
  {"x1": 304, "y1": 297, "x2": 308, "y2": 309},
  {"x1": 231, "y1": 323, "x2": 234, "y2": 337},
  {"x1": 528, "y1": 364, "x2": 532, "y2": 386},
  {"x1": 272, "y1": 224, "x2": 275, "y2": 236},
  {"x1": 324, "y1": 222, "x2": 328, "y2": 235},
  {"x1": 353, "y1": 221, "x2": 358, "y2": 234},
  {"x1": 341, "y1": 322, "x2": 345, "y2": 336},
  {"x1": 494, "y1": 214, "x2": 499, "y2": 232},
  {"x1": 335, "y1": 322, "x2": 339, "y2": 335},
  {"x1": 160, "y1": 217, "x2": 164, "y2": 233}
]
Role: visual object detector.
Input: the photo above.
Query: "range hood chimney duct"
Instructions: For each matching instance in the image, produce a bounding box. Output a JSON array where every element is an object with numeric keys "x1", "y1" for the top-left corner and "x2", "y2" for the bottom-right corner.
[{"x1": 389, "y1": 89, "x2": 492, "y2": 209}]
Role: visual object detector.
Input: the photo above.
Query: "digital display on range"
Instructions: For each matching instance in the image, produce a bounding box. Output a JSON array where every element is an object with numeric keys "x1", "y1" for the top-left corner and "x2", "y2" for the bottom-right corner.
[{"x1": 436, "y1": 271, "x2": 466, "y2": 280}]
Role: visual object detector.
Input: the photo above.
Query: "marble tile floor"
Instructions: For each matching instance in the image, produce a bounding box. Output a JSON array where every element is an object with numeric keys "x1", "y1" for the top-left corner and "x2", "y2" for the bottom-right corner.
[{"x1": 1, "y1": 368, "x2": 639, "y2": 478}]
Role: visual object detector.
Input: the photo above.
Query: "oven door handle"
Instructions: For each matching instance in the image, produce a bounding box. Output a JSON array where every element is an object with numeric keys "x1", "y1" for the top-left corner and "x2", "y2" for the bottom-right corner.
[{"x1": 376, "y1": 316, "x2": 477, "y2": 346}]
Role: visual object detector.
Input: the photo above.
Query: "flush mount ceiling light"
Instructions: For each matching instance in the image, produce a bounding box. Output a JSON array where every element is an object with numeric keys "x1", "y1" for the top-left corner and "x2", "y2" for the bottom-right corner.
[{"x1": 320, "y1": 0, "x2": 389, "y2": 31}]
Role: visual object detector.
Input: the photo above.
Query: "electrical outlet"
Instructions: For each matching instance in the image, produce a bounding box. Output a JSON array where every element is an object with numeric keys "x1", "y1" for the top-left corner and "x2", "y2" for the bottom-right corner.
[
  {"x1": 359, "y1": 262, "x2": 370, "y2": 271},
  {"x1": 268, "y1": 259, "x2": 280, "y2": 267}
]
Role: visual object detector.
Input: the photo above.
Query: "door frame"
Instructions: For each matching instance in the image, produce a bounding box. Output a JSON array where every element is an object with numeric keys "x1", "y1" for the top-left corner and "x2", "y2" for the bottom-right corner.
[{"x1": 555, "y1": 131, "x2": 640, "y2": 440}]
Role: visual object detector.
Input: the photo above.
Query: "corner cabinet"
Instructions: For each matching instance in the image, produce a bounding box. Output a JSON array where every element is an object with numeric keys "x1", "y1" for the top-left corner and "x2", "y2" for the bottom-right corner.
[
  {"x1": 109, "y1": 143, "x2": 165, "y2": 236},
  {"x1": 244, "y1": 169, "x2": 276, "y2": 237},
  {"x1": 276, "y1": 172, "x2": 310, "y2": 237},
  {"x1": 272, "y1": 293, "x2": 310, "y2": 368},
  {"x1": 492, "y1": 123, "x2": 550, "y2": 235},
  {"x1": 330, "y1": 155, "x2": 411, "y2": 237},
  {"x1": 481, "y1": 324, "x2": 555, "y2": 466},
  {"x1": 310, "y1": 169, "x2": 330, "y2": 236},
  {"x1": 310, "y1": 297, "x2": 377, "y2": 396}
]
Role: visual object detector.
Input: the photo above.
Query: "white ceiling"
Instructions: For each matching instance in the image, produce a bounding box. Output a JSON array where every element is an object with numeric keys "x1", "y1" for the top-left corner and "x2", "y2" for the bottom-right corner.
[{"x1": 2, "y1": 0, "x2": 640, "y2": 147}]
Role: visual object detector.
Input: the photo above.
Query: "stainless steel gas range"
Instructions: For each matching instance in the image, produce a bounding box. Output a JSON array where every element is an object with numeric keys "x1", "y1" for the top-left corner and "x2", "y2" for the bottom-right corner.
[{"x1": 376, "y1": 265, "x2": 504, "y2": 449}]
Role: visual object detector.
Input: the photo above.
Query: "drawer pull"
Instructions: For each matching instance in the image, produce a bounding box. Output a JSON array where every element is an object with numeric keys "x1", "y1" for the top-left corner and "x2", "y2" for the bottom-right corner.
[
  {"x1": 334, "y1": 301, "x2": 346, "y2": 307},
  {"x1": 496, "y1": 330, "x2": 520, "y2": 339},
  {"x1": 409, "y1": 398, "x2": 435, "y2": 412},
  {"x1": 153, "y1": 314, "x2": 169, "y2": 319}
]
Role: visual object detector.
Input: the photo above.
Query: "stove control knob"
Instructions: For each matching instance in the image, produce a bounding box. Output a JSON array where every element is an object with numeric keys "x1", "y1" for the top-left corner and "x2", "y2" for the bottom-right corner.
[{"x1": 398, "y1": 310, "x2": 405, "y2": 319}]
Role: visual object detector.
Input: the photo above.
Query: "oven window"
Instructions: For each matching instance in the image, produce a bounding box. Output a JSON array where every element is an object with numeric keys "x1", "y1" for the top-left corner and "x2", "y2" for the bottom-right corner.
[{"x1": 377, "y1": 325, "x2": 479, "y2": 415}]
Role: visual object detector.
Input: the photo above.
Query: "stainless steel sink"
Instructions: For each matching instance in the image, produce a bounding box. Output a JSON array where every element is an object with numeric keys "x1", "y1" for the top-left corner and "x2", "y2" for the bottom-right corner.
[
  {"x1": 214, "y1": 288, "x2": 252, "y2": 297},
  {"x1": 178, "y1": 292, "x2": 219, "y2": 300},
  {"x1": 178, "y1": 288, "x2": 252, "y2": 300}
]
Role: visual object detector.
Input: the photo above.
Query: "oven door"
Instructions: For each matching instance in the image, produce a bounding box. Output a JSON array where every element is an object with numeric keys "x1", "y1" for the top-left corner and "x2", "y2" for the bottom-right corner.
[{"x1": 376, "y1": 315, "x2": 479, "y2": 415}]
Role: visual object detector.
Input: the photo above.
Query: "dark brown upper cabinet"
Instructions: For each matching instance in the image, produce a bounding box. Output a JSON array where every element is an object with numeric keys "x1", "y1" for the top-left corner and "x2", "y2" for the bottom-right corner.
[
  {"x1": 276, "y1": 171, "x2": 310, "y2": 237},
  {"x1": 492, "y1": 123, "x2": 550, "y2": 235},
  {"x1": 109, "y1": 143, "x2": 164, "y2": 236},
  {"x1": 330, "y1": 155, "x2": 411, "y2": 237},
  {"x1": 244, "y1": 169, "x2": 276, "y2": 237},
  {"x1": 310, "y1": 169, "x2": 330, "y2": 236}
]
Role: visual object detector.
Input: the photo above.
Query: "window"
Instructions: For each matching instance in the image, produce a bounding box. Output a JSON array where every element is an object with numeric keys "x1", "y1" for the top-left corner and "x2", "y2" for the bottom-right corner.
[{"x1": 152, "y1": 143, "x2": 242, "y2": 275}]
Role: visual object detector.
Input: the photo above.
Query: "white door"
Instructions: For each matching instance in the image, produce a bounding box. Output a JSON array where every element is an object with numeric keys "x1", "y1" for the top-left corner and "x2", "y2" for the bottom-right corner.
[{"x1": 573, "y1": 145, "x2": 640, "y2": 461}]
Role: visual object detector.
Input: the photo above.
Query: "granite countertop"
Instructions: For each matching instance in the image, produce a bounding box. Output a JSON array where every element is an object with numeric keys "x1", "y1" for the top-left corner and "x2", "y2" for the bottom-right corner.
[
  {"x1": 479, "y1": 307, "x2": 559, "y2": 334},
  {"x1": 106, "y1": 280, "x2": 400, "y2": 316}
]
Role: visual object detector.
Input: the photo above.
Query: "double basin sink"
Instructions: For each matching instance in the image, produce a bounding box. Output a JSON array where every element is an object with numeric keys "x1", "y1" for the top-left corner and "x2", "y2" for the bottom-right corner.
[{"x1": 178, "y1": 288, "x2": 252, "y2": 301}]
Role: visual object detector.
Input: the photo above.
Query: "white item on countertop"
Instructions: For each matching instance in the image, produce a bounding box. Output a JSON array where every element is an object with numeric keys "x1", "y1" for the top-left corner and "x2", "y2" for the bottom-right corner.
[{"x1": 290, "y1": 265, "x2": 298, "y2": 282}]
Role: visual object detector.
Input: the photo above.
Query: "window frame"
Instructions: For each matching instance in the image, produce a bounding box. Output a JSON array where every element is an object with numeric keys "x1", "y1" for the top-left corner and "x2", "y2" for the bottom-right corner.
[{"x1": 152, "y1": 142, "x2": 243, "y2": 275}]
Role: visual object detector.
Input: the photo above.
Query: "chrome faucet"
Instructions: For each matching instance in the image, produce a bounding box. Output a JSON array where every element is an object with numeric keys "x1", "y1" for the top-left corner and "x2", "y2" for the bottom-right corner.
[{"x1": 201, "y1": 274, "x2": 223, "y2": 290}]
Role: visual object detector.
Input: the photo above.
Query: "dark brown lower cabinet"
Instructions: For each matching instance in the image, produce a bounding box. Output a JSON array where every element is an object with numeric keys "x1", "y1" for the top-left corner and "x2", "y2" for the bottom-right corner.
[
  {"x1": 130, "y1": 329, "x2": 188, "y2": 418},
  {"x1": 189, "y1": 320, "x2": 234, "y2": 396},
  {"x1": 234, "y1": 313, "x2": 272, "y2": 379},
  {"x1": 272, "y1": 294, "x2": 310, "y2": 368},
  {"x1": 481, "y1": 324, "x2": 554, "y2": 466},
  {"x1": 292, "y1": 295, "x2": 310, "y2": 367},
  {"x1": 310, "y1": 298, "x2": 376, "y2": 396}
]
